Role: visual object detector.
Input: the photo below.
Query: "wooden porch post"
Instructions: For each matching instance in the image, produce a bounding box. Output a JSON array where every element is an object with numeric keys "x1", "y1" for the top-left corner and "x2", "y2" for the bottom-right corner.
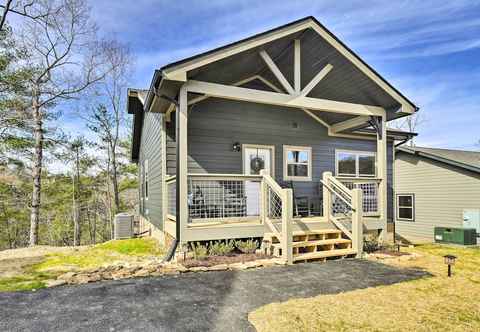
[
  {"x1": 176, "y1": 84, "x2": 188, "y2": 246},
  {"x1": 282, "y1": 188, "x2": 293, "y2": 265},
  {"x1": 376, "y1": 114, "x2": 388, "y2": 242},
  {"x1": 351, "y1": 188, "x2": 363, "y2": 258},
  {"x1": 322, "y1": 171, "x2": 332, "y2": 222}
]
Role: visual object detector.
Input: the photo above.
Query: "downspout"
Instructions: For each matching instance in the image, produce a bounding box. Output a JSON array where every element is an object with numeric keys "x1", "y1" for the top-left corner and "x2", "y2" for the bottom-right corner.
[{"x1": 156, "y1": 91, "x2": 181, "y2": 262}]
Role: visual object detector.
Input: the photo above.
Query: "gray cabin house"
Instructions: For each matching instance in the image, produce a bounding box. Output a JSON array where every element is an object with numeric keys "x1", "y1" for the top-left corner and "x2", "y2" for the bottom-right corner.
[
  {"x1": 395, "y1": 146, "x2": 480, "y2": 243},
  {"x1": 127, "y1": 17, "x2": 418, "y2": 263}
]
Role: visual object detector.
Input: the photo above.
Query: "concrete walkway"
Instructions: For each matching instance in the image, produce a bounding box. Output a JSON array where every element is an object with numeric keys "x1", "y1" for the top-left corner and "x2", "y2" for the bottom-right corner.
[{"x1": 0, "y1": 259, "x2": 428, "y2": 332}]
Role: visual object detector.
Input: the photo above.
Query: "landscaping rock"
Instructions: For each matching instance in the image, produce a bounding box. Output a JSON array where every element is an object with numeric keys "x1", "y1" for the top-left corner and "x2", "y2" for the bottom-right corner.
[
  {"x1": 58, "y1": 271, "x2": 76, "y2": 281},
  {"x1": 46, "y1": 279, "x2": 67, "y2": 288}
]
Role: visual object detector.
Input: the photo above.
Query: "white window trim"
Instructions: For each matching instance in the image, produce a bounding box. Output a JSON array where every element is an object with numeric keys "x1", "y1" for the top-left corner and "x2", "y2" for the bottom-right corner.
[
  {"x1": 241, "y1": 144, "x2": 275, "y2": 177},
  {"x1": 335, "y1": 149, "x2": 376, "y2": 178},
  {"x1": 283, "y1": 145, "x2": 312, "y2": 181},
  {"x1": 144, "y1": 159, "x2": 149, "y2": 201},
  {"x1": 396, "y1": 193, "x2": 415, "y2": 221}
]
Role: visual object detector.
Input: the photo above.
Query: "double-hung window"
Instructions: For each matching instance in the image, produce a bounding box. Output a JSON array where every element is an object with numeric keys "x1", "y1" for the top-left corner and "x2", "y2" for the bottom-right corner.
[
  {"x1": 397, "y1": 194, "x2": 414, "y2": 221},
  {"x1": 283, "y1": 145, "x2": 312, "y2": 181},
  {"x1": 336, "y1": 150, "x2": 376, "y2": 178}
]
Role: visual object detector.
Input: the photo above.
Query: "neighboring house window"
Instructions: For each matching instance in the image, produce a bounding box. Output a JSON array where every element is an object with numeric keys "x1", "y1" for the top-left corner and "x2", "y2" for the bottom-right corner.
[
  {"x1": 336, "y1": 150, "x2": 376, "y2": 177},
  {"x1": 283, "y1": 145, "x2": 312, "y2": 181},
  {"x1": 397, "y1": 194, "x2": 414, "y2": 221},
  {"x1": 144, "y1": 159, "x2": 149, "y2": 200}
]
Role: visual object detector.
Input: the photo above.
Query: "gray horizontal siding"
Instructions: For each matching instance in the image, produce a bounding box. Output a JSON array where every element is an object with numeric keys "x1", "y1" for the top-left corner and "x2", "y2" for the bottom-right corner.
[
  {"x1": 395, "y1": 152, "x2": 480, "y2": 242},
  {"x1": 181, "y1": 98, "x2": 393, "y2": 219},
  {"x1": 139, "y1": 111, "x2": 164, "y2": 231}
]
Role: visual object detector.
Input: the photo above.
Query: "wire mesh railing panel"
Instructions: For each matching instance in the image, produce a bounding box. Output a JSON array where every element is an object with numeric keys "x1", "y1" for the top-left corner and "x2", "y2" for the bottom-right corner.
[
  {"x1": 331, "y1": 181, "x2": 353, "y2": 217},
  {"x1": 358, "y1": 182, "x2": 378, "y2": 213},
  {"x1": 188, "y1": 177, "x2": 261, "y2": 221},
  {"x1": 340, "y1": 181, "x2": 379, "y2": 214},
  {"x1": 167, "y1": 181, "x2": 176, "y2": 217},
  {"x1": 267, "y1": 186, "x2": 283, "y2": 220}
]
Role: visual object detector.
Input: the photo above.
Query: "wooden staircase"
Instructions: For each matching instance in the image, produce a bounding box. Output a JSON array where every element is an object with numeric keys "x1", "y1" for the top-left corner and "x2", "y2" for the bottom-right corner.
[{"x1": 264, "y1": 228, "x2": 356, "y2": 263}]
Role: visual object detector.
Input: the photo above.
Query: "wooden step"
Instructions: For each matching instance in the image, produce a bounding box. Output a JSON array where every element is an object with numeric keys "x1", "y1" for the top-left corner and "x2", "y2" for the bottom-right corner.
[
  {"x1": 293, "y1": 248, "x2": 356, "y2": 262},
  {"x1": 272, "y1": 238, "x2": 351, "y2": 248},
  {"x1": 264, "y1": 229, "x2": 342, "y2": 239}
]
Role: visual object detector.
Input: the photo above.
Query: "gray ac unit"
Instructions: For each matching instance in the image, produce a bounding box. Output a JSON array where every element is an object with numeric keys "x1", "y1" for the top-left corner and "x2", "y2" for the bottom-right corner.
[{"x1": 114, "y1": 213, "x2": 134, "y2": 239}]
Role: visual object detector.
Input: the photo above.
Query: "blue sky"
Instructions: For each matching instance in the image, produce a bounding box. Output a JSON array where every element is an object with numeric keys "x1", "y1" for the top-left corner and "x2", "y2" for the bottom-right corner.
[{"x1": 77, "y1": 0, "x2": 480, "y2": 150}]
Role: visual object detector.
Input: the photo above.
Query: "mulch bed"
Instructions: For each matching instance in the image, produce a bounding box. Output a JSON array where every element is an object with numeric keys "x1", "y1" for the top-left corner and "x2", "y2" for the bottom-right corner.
[{"x1": 181, "y1": 253, "x2": 271, "y2": 268}]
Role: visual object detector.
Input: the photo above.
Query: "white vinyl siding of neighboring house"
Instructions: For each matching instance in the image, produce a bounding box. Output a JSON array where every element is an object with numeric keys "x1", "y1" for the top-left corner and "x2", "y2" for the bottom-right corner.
[{"x1": 395, "y1": 152, "x2": 480, "y2": 242}]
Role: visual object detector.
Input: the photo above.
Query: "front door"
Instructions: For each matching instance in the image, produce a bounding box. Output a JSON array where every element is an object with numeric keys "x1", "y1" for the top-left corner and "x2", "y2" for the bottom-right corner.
[{"x1": 243, "y1": 145, "x2": 274, "y2": 216}]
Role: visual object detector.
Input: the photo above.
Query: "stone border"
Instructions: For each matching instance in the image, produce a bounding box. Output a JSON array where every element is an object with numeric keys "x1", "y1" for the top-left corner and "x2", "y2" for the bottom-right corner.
[{"x1": 49, "y1": 258, "x2": 285, "y2": 287}]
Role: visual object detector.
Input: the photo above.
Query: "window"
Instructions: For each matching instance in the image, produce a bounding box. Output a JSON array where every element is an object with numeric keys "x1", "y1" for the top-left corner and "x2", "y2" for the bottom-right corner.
[
  {"x1": 397, "y1": 194, "x2": 414, "y2": 221},
  {"x1": 283, "y1": 146, "x2": 312, "y2": 181},
  {"x1": 336, "y1": 150, "x2": 376, "y2": 177},
  {"x1": 144, "y1": 159, "x2": 149, "y2": 200}
]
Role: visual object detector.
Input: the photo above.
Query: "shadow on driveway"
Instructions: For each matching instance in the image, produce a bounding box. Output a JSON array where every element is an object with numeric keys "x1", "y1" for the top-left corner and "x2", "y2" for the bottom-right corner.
[{"x1": 0, "y1": 259, "x2": 430, "y2": 332}]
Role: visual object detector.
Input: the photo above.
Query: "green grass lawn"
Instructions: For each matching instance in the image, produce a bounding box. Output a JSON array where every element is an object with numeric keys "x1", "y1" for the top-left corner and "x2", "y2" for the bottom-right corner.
[
  {"x1": 249, "y1": 244, "x2": 480, "y2": 332},
  {"x1": 0, "y1": 238, "x2": 164, "y2": 292}
]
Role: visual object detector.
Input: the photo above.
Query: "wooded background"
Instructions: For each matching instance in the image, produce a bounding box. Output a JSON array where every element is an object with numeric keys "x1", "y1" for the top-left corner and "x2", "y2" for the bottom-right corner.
[{"x1": 0, "y1": 0, "x2": 138, "y2": 250}]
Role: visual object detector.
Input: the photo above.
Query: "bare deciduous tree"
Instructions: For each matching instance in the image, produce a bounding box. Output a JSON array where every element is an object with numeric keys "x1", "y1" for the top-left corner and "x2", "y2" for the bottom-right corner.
[
  {"x1": 87, "y1": 42, "x2": 132, "y2": 218},
  {"x1": 0, "y1": 0, "x2": 55, "y2": 31},
  {"x1": 17, "y1": 0, "x2": 114, "y2": 246},
  {"x1": 392, "y1": 112, "x2": 426, "y2": 146}
]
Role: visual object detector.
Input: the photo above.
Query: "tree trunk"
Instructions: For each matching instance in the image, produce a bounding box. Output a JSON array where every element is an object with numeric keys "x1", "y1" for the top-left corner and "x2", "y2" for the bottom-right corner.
[
  {"x1": 73, "y1": 147, "x2": 81, "y2": 246},
  {"x1": 29, "y1": 91, "x2": 42, "y2": 246},
  {"x1": 111, "y1": 143, "x2": 120, "y2": 213}
]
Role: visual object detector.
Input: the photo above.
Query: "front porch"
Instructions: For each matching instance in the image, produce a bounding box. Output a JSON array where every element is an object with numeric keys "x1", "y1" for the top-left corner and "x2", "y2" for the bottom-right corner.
[{"x1": 163, "y1": 169, "x2": 383, "y2": 263}]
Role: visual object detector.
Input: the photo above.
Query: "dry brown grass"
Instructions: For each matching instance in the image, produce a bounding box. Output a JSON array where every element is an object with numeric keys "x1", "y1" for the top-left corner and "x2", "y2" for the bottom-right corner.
[{"x1": 249, "y1": 245, "x2": 480, "y2": 332}]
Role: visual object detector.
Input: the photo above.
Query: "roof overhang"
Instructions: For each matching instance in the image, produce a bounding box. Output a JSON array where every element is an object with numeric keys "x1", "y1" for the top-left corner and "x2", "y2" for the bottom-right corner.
[{"x1": 396, "y1": 147, "x2": 480, "y2": 174}]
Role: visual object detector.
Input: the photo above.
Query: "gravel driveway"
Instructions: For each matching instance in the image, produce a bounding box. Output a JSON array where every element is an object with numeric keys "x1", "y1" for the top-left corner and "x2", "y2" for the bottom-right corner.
[{"x1": 0, "y1": 259, "x2": 429, "y2": 331}]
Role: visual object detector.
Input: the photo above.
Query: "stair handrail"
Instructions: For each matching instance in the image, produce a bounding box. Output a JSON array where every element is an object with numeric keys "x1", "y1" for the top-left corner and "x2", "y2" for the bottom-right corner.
[
  {"x1": 260, "y1": 170, "x2": 293, "y2": 264},
  {"x1": 320, "y1": 179, "x2": 354, "y2": 210},
  {"x1": 322, "y1": 171, "x2": 363, "y2": 258}
]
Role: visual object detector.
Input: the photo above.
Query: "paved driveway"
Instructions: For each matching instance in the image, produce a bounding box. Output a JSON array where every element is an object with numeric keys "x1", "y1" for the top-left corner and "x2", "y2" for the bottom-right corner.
[{"x1": 0, "y1": 259, "x2": 428, "y2": 332}]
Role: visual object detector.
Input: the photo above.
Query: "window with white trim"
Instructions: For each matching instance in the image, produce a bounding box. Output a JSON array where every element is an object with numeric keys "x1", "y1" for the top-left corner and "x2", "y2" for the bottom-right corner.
[
  {"x1": 336, "y1": 150, "x2": 376, "y2": 178},
  {"x1": 144, "y1": 159, "x2": 149, "y2": 200},
  {"x1": 397, "y1": 194, "x2": 414, "y2": 221},
  {"x1": 283, "y1": 145, "x2": 312, "y2": 181}
]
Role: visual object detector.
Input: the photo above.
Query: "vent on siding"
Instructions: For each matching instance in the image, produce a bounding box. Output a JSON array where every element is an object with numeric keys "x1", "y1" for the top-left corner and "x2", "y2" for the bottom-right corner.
[{"x1": 114, "y1": 213, "x2": 134, "y2": 239}]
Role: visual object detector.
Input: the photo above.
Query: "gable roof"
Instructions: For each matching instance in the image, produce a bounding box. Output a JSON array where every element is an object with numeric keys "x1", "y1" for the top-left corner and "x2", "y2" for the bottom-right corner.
[
  {"x1": 157, "y1": 16, "x2": 417, "y2": 114},
  {"x1": 397, "y1": 146, "x2": 480, "y2": 174}
]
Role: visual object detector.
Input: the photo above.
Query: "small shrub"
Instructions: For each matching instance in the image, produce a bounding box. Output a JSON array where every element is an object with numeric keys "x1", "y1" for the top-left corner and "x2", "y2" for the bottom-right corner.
[
  {"x1": 235, "y1": 239, "x2": 258, "y2": 254},
  {"x1": 363, "y1": 234, "x2": 381, "y2": 253},
  {"x1": 209, "y1": 240, "x2": 235, "y2": 256},
  {"x1": 191, "y1": 242, "x2": 208, "y2": 260}
]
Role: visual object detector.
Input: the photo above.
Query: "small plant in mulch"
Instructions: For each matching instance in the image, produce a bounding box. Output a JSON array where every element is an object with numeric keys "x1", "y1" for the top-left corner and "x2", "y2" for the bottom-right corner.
[
  {"x1": 208, "y1": 240, "x2": 235, "y2": 256},
  {"x1": 191, "y1": 242, "x2": 208, "y2": 260},
  {"x1": 363, "y1": 234, "x2": 381, "y2": 253},
  {"x1": 235, "y1": 239, "x2": 258, "y2": 254},
  {"x1": 181, "y1": 253, "x2": 270, "y2": 268}
]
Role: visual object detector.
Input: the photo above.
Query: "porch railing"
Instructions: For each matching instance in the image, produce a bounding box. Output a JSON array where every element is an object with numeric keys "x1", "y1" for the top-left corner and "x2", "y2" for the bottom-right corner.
[
  {"x1": 187, "y1": 174, "x2": 263, "y2": 223},
  {"x1": 340, "y1": 180, "x2": 380, "y2": 215},
  {"x1": 260, "y1": 170, "x2": 293, "y2": 264},
  {"x1": 321, "y1": 172, "x2": 363, "y2": 257},
  {"x1": 165, "y1": 175, "x2": 176, "y2": 220}
]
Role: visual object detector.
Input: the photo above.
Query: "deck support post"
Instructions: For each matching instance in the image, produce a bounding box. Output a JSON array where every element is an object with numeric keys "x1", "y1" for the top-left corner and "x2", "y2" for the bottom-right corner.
[
  {"x1": 322, "y1": 171, "x2": 332, "y2": 222},
  {"x1": 176, "y1": 84, "x2": 188, "y2": 246},
  {"x1": 351, "y1": 188, "x2": 363, "y2": 258},
  {"x1": 375, "y1": 114, "x2": 388, "y2": 242},
  {"x1": 282, "y1": 188, "x2": 293, "y2": 265}
]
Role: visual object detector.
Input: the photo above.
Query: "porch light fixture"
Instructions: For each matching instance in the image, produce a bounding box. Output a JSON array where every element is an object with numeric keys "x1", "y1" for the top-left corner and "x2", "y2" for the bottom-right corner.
[
  {"x1": 443, "y1": 254, "x2": 457, "y2": 277},
  {"x1": 232, "y1": 142, "x2": 241, "y2": 152}
]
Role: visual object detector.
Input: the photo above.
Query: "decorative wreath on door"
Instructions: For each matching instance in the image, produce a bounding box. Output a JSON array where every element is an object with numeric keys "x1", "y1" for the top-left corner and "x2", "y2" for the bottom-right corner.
[{"x1": 250, "y1": 149, "x2": 265, "y2": 174}]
